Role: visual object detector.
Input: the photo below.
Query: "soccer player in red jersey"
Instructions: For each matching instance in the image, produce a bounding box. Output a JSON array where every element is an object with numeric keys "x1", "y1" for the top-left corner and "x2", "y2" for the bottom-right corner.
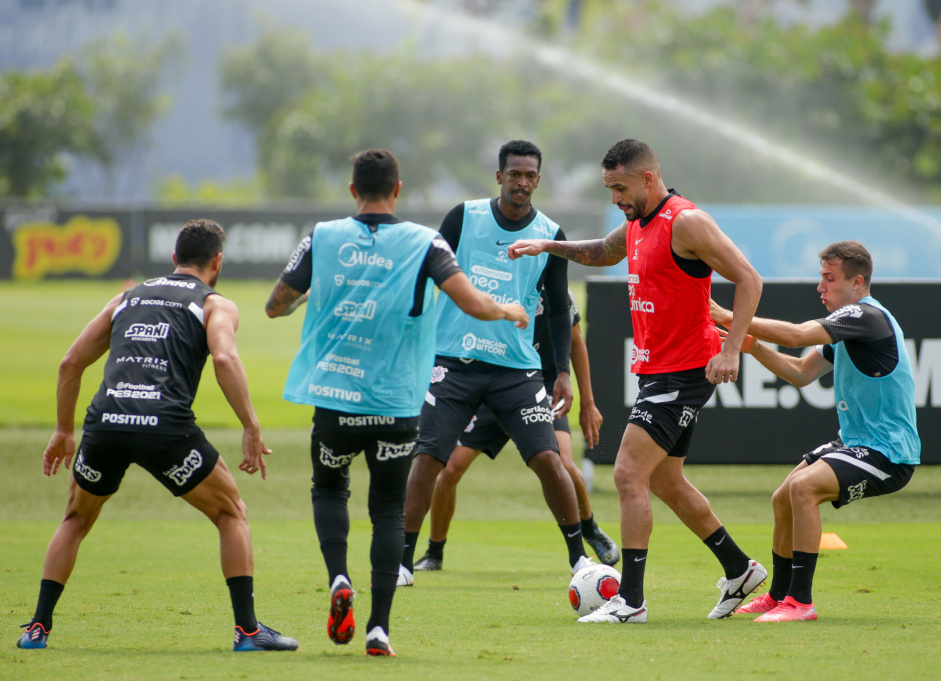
[{"x1": 508, "y1": 139, "x2": 765, "y2": 623}]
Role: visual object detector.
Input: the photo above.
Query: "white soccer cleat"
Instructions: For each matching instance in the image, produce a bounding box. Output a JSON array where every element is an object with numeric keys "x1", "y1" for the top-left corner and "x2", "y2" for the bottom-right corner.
[
  {"x1": 396, "y1": 564, "x2": 414, "y2": 587},
  {"x1": 577, "y1": 595, "x2": 647, "y2": 623},
  {"x1": 708, "y1": 560, "x2": 768, "y2": 619},
  {"x1": 571, "y1": 554, "x2": 596, "y2": 575}
]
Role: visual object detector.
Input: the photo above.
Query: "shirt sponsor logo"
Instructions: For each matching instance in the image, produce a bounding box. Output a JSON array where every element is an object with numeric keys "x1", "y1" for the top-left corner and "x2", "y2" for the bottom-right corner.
[
  {"x1": 630, "y1": 298, "x2": 655, "y2": 313},
  {"x1": 74, "y1": 450, "x2": 102, "y2": 483},
  {"x1": 143, "y1": 276, "x2": 197, "y2": 289},
  {"x1": 125, "y1": 322, "x2": 170, "y2": 341},
  {"x1": 115, "y1": 356, "x2": 169, "y2": 372},
  {"x1": 101, "y1": 412, "x2": 159, "y2": 426},
  {"x1": 334, "y1": 299, "x2": 377, "y2": 321},
  {"x1": 107, "y1": 382, "x2": 162, "y2": 400},
  {"x1": 826, "y1": 305, "x2": 865, "y2": 321},
  {"x1": 631, "y1": 346, "x2": 650, "y2": 363},
  {"x1": 285, "y1": 234, "x2": 311, "y2": 273},
  {"x1": 338, "y1": 415, "x2": 396, "y2": 427},
  {"x1": 338, "y1": 242, "x2": 393, "y2": 270},
  {"x1": 317, "y1": 358, "x2": 366, "y2": 378},
  {"x1": 308, "y1": 384, "x2": 363, "y2": 402},
  {"x1": 134, "y1": 298, "x2": 183, "y2": 309},
  {"x1": 164, "y1": 449, "x2": 203, "y2": 486},
  {"x1": 461, "y1": 332, "x2": 508, "y2": 357},
  {"x1": 470, "y1": 265, "x2": 512, "y2": 281},
  {"x1": 658, "y1": 208, "x2": 674, "y2": 220},
  {"x1": 627, "y1": 274, "x2": 640, "y2": 284},
  {"x1": 376, "y1": 440, "x2": 416, "y2": 461}
]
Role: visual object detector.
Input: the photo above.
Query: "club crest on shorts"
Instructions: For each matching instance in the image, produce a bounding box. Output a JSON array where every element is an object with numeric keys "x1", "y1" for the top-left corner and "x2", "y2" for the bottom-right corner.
[{"x1": 430, "y1": 365, "x2": 448, "y2": 383}]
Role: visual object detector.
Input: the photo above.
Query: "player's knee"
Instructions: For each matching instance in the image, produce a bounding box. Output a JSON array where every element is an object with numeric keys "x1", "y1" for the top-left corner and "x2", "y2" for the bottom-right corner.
[{"x1": 771, "y1": 483, "x2": 791, "y2": 510}]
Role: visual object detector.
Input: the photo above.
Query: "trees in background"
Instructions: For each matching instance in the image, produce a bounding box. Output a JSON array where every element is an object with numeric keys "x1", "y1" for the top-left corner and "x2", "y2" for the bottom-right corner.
[
  {"x1": 0, "y1": 32, "x2": 182, "y2": 199},
  {"x1": 77, "y1": 31, "x2": 185, "y2": 198},
  {"x1": 0, "y1": 60, "x2": 94, "y2": 197}
]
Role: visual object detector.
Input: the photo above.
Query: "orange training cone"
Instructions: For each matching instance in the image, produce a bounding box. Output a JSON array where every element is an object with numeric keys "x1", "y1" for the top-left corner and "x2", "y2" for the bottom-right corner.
[{"x1": 819, "y1": 532, "x2": 848, "y2": 550}]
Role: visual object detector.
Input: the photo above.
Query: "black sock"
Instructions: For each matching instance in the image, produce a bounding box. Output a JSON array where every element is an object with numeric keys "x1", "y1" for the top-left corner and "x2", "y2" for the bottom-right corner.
[
  {"x1": 703, "y1": 526, "x2": 750, "y2": 579},
  {"x1": 32, "y1": 579, "x2": 65, "y2": 630},
  {"x1": 366, "y1": 586, "x2": 395, "y2": 635},
  {"x1": 427, "y1": 539, "x2": 446, "y2": 560},
  {"x1": 402, "y1": 532, "x2": 419, "y2": 572},
  {"x1": 559, "y1": 522, "x2": 586, "y2": 567},
  {"x1": 580, "y1": 514, "x2": 599, "y2": 539},
  {"x1": 226, "y1": 576, "x2": 258, "y2": 632},
  {"x1": 618, "y1": 549, "x2": 647, "y2": 608},
  {"x1": 788, "y1": 551, "x2": 818, "y2": 605},
  {"x1": 768, "y1": 551, "x2": 792, "y2": 602}
]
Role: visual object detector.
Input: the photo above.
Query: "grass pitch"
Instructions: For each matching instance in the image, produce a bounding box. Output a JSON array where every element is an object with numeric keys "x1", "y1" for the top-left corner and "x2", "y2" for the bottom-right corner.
[{"x1": 2, "y1": 281, "x2": 940, "y2": 680}]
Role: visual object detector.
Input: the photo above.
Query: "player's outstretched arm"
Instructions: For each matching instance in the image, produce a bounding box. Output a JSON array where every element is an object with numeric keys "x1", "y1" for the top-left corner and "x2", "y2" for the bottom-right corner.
[
  {"x1": 507, "y1": 225, "x2": 628, "y2": 267},
  {"x1": 570, "y1": 324, "x2": 603, "y2": 448},
  {"x1": 439, "y1": 272, "x2": 529, "y2": 328},
  {"x1": 204, "y1": 295, "x2": 272, "y2": 479},
  {"x1": 711, "y1": 299, "x2": 834, "y2": 349},
  {"x1": 719, "y1": 327, "x2": 831, "y2": 388},
  {"x1": 44, "y1": 293, "x2": 123, "y2": 476},
  {"x1": 265, "y1": 280, "x2": 308, "y2": 318}
]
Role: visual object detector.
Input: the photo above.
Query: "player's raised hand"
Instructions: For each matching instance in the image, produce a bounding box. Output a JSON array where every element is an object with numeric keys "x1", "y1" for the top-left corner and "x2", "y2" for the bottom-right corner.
[
  {"x1": 502, "y1": 303, "x2": 529, "y2": 329},
  {"x1": 43, "y1": 429, "x2": 76, "y2": 476},
  {"x1": 507, "y1": 239, "x2": 549, "y2": 260},
  {"x1": 239, "y1": 428, "x2": 273, "y2": 479},
  {"x1": 717, "y1": 326, "x2": 756, "y2": 354},
  {"x1": 710, "y1": 298, "x2": 732, "y2": 327}
]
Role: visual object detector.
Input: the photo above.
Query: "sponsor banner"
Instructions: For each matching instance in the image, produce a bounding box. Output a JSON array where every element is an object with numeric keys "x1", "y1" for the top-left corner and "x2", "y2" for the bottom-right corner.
[
  {"x1": 1, "y1": 204, "x2": 132, "y2": 280},
  {"x1": 139, "y1": 209, "x2": 335, "y2": 279},
  {"x1": 586, "y1": 279, "x2": 941, "y2": 465}
]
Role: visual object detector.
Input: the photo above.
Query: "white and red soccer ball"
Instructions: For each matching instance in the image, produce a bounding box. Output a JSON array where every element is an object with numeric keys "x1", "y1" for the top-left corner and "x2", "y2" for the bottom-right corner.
[{"x1": 568, "y1": 564, "x2": 621, "y2": 616}]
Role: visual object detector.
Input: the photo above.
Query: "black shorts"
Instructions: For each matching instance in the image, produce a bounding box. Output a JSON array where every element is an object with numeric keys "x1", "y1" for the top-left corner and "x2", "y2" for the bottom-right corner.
[
  {"x1": 458, "y1": 385, "x2": 570, "y2": 459},
  {"x1": 73, "y1": 429, "x2": 220, "y2": 497},
  {"x1": 418, "y1": 357, "x2": 558, "y2": 464},
  {"x1": 803, "y1": 439, "x2": 915, "y2": 509},
  {"x1": 310, "y1": 408, "x2": 419, "y2": 491},
  {"x1": 629, "y1": 367, "x2": 715, "y2": 457}
]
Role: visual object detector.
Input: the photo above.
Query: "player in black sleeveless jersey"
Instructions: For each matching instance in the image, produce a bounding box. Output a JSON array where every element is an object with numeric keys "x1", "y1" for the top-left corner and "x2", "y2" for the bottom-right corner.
[{"x1": 16, "y1": 220, "x2": 297, "y2": 653}]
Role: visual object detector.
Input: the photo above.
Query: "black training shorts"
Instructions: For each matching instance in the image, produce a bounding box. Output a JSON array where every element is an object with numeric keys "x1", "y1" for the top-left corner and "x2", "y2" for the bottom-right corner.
[
  {"x1": 73, "y1": 429, "x2": 220, "y2": 497},
  {"x1": 803, "y1": 439, "x2": 915, "y2": 509},
  {"x1": 628, "y1": 367, "x2": 715, "y2": 457},
  {"x1": 418, "y1": 357, "x2": 559, "y2": 464},
  {"x1": 309, "y1": 408, "x2": 419, "y2": 491}
]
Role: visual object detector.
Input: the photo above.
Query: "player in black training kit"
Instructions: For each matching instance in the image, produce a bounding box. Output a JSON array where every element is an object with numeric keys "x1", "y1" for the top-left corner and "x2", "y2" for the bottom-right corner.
[{"x1": 16, "y1": 220, "x2": 297, "y2": 652}]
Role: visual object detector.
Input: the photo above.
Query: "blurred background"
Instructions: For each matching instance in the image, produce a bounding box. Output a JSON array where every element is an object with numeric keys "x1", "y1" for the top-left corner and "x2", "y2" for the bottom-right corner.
[{"x1": 5, "y1": 0, "x2": 941, "y2": 279}]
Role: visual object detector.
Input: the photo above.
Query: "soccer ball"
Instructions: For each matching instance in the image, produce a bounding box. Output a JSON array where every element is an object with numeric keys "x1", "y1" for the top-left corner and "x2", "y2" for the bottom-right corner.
[{"x1": 568, "y1": 564, "x2": 621, "y2": 616}]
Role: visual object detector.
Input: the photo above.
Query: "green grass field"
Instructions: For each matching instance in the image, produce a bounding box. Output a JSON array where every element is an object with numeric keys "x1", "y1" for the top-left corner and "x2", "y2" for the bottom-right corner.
[{"x1": 2, "y1": 281, "x2": 940, "y2": 680}]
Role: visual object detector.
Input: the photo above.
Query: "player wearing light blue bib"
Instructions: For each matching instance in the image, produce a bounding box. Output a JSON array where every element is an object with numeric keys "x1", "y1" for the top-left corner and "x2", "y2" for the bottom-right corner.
[
  {"x1": 267, "y1": 149, "x2": 527, "y2": 656},
  {"x1": 434, "y1": 198, "x2": 559, "y2": 370},
  {"x1": 399, "y1": 140, "x2": 592, "y2": 588},
  {"x1": 711, "y1": 240, "x2": 920, "y2": 623}
]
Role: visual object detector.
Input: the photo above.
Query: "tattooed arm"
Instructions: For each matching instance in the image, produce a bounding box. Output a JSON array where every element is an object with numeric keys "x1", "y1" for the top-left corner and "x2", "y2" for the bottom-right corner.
[
  {"x1": 506, "y1": 224, "x2": 627, "y2": 266},
  {"x1": 265, "y1": 280, "x2": 309, "y2": 318}
]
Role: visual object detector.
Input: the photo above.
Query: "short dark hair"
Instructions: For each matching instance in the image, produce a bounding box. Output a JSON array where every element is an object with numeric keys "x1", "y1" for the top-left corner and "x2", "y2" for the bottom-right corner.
[
  {"x1": 499, "y1": 140, "x2": 542, "y2": 172},
  {"x1": 818, "y1": 240, "x2": 873, "y2": 286},
  {"x1": 175, "y1": 219, "x2": 225, "y2": 268},
  {"x1": 601, "y1": 139, "x2": 656, "y2": 172},
  {"x1": 350, "y1": 148, "x2": 399, "y2": 201}
]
